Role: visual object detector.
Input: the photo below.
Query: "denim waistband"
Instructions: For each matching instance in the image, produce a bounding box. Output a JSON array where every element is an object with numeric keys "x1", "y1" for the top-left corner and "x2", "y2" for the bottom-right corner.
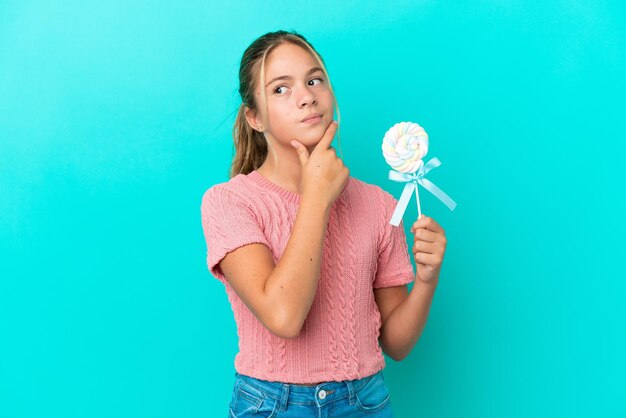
[{"x1": 233, "y1": 369, "x2": 382, "y2": 409}]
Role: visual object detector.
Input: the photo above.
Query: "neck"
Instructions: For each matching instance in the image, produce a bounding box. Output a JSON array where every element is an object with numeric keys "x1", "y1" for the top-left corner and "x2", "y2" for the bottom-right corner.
[{"x1": 257, "y1": 146, "x2": 310, "y2": 196}]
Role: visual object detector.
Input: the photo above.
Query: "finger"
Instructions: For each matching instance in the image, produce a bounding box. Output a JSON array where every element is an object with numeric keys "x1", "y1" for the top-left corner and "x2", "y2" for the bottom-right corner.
[
  {"x1": 411, "y1": 215, "x2": 444, "y2": 234},
  {"x1": 412, "y1": 215, "x2": 440, "y2": 231},
  {"x1": 413, "y1": 251, "x2": 442, "y2": 267},
  {"x1": 291, "y1": 140, "x2": 309, "y2": 165},
  {"x1": 313, "y1": 120, "x2": 338, "y2": 152},
  {"x1": 411, "y1": 227, "x2": 438, "y2": 243},
  {"x1": 415, "y1": 260, "x2": 429, "y2": 270},
  {"x1": 412, "y1": 240, "x2": 439, "y2": 255}
]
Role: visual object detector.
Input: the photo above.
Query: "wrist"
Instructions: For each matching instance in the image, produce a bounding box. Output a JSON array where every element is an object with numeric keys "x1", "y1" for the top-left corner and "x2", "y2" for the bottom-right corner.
[
  {"x1": 415, "y1": 276, "x2": 439, "y2": 289},
  {"x1": 301, "y1": 193, "x2": 332, "y2": 218}
]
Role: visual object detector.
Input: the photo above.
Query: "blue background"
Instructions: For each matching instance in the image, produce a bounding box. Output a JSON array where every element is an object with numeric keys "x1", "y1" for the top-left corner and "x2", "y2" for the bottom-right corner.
[{"x1": 1, "y1": 1, "x2": 624, "y2": 417}]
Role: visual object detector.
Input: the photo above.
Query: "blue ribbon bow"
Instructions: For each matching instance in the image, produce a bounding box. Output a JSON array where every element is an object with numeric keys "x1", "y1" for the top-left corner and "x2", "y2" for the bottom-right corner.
[{"x1": 388, "y1": 157, "x2": 457, "y2": 226}]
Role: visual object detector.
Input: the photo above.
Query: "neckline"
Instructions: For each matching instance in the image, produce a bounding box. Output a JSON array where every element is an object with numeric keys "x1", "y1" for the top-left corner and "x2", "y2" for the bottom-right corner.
[
  {"x1": 246, "y1": 169, "x2": 351, "y2": 205},
  {"x1": 247, "y1": 170, "x2": 302, "y2": 204}
]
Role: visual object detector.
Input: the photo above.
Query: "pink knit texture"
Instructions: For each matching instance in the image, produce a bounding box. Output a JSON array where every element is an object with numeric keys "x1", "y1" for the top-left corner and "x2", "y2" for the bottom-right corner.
[{"x1": 200, "y1": 170, "x2": 415, "y2": 384}]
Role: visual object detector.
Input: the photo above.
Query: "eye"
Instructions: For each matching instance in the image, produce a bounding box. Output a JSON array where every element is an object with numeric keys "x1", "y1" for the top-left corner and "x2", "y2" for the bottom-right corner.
[
  {"x1": 272, "y1": 77, "x2": 324, "y2": 95},
  {"x1": 273, "y1": 85, "x2": 288, "y2": 95}
]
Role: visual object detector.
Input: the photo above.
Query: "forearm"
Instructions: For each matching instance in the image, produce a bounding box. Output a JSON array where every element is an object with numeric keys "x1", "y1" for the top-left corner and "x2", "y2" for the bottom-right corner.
[
  {"x1": 379, "y1": 277, "x2": 438, "y2": 361},
  {"x1": 265, "y1": 194, "x2": 331, "y2": 337}
]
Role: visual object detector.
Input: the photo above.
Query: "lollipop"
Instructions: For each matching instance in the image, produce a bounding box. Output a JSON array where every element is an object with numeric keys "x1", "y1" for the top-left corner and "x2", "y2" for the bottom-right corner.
[
  {"x1": 382, "y1": 121, "x2": 429, "y2": 173},
  {"x1": 382, "y1": 121, "x2": 457, "y2": 226}
]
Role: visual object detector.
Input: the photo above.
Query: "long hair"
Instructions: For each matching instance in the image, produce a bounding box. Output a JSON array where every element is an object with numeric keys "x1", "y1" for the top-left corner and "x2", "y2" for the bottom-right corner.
[{"x1": 230, "y1": 30, "x2": 341, "y2": 178}]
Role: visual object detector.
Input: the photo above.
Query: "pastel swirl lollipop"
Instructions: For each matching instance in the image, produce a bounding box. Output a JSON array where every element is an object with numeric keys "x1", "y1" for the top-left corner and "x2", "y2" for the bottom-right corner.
[
  {"x1": 382, "y1": 121, "x2": 457, "y2": 226},
  {"x1": 382, "y1": 122, "x2": 429, "y2": 173}
]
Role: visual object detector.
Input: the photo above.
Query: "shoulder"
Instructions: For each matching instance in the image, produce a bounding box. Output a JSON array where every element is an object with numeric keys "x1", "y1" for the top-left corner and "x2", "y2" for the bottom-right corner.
[
  {"x1": 346, "y1": 176, "x2": 401, "y2": 239},
  {"x1": 346, "y1": 175, "x2": 397, "y2": 209},
  {"x1": 201, "y1": 173, "x2": 258, "y2": 210},
  {"x1": 200, "y1": 173, "x2": 267, "y2": 232}
]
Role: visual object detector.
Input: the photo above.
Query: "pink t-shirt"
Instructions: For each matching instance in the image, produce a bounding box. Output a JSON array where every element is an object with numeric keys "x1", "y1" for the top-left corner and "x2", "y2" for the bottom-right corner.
[{"x1": 200, "y1": 169, "x2": 415, "y2": 384}]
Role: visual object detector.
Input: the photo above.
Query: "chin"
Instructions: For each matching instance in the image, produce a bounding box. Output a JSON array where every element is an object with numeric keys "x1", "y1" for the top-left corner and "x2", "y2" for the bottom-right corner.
[{"x1": 301, "y1": 133, "x2": 325, "y2": 147}]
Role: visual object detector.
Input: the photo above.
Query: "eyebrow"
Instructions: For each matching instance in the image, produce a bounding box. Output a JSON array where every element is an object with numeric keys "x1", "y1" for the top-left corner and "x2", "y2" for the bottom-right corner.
[{"x1": 265, "y1": 66, "x2": 324, "y2": 88}]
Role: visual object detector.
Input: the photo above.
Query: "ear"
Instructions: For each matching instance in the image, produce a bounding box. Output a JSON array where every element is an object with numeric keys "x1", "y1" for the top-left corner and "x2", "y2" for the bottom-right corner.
[{"x1": 244, "y1": 106, "x2": 264, "y2": 133}]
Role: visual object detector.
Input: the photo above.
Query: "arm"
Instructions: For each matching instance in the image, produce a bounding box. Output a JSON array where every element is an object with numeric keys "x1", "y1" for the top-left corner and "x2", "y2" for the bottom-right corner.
[
  {"x1": 219, "y1": 194, "x2": 331, "y2": 339},
  {"x1": 375, "y1": 279, "x2": 438, "y2": 361},
  {"x1": 263, "y1": 194, "x2": 331, "y2": 337},
  {"x1": 219, "y1": 120, "x2": 345, "y2": 339},
  {"x1": 375, "y1": 215, "x2": 446, "y2": 360}
]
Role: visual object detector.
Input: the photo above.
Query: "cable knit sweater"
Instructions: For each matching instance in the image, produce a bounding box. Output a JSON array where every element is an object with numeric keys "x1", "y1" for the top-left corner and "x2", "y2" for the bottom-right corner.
[{"x1": 200, "y1": 169, "x2": 415, "y2": 384}]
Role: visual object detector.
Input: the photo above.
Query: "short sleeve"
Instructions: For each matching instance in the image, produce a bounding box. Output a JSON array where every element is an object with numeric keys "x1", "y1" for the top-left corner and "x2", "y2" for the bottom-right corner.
[
  {"x1": 373, "y1": 191, "x2": 415, "y2": 289},
  {"x1": 200, "y1": 185, "x2": 271, "y2": 285}
]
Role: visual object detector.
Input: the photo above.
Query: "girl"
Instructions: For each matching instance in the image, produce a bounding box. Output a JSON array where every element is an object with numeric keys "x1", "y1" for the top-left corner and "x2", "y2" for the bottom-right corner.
[{"x1": 201, "y1": 30, "x2": 447, "y2": 418}]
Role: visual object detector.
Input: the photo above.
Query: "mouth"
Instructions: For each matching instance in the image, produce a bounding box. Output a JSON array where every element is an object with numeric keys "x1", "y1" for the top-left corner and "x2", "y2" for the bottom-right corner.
[{"x1": 301, "y1": 113, "x2": 323, "y2": 123}]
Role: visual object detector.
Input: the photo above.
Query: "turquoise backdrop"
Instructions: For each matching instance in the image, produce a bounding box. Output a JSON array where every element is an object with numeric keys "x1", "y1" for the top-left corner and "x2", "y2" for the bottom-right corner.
[{"x1": 1, "y1": 1, "x2": 624, "y2": 417}]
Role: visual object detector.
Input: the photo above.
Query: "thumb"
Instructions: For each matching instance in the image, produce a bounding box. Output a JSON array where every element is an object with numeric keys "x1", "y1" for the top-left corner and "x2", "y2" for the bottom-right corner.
[{"x1": 291, "y1": 140, "x2": 309, "y2": 165}]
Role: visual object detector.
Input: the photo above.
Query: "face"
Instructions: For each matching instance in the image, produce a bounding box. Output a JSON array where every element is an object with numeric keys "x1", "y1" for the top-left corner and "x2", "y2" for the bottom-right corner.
[{"x1": 245, "y1": 42, "x2": 335, "y2": 150}]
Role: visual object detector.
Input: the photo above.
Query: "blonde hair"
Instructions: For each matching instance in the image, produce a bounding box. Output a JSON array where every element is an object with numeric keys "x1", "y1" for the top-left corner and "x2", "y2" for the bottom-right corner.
[{"x1": 230, "y1": 30, "x2": 342, "y2": 178}]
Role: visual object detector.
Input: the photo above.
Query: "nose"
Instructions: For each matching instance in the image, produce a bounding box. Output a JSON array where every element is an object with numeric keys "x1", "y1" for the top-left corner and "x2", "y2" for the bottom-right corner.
[{"x1": 297, "y1": 85, "x2": 317, "y2": 108}]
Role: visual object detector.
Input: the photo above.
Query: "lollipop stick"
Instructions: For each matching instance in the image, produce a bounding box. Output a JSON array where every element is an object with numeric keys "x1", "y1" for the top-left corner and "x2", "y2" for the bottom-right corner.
[{"x1": 415, "y1": 183, "x2": 422, "y2": 219}]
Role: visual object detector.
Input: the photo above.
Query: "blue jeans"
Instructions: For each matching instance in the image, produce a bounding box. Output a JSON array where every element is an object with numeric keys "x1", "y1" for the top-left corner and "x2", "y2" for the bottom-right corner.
[{"x1": 228, "y1": 369, "x2": 394, "y2": 417}]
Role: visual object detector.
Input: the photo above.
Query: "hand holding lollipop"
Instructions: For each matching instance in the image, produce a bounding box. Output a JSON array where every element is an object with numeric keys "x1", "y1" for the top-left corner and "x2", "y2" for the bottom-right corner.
[{"x1": 382, "y1": 121, "x2": 457, "y2": 226}]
